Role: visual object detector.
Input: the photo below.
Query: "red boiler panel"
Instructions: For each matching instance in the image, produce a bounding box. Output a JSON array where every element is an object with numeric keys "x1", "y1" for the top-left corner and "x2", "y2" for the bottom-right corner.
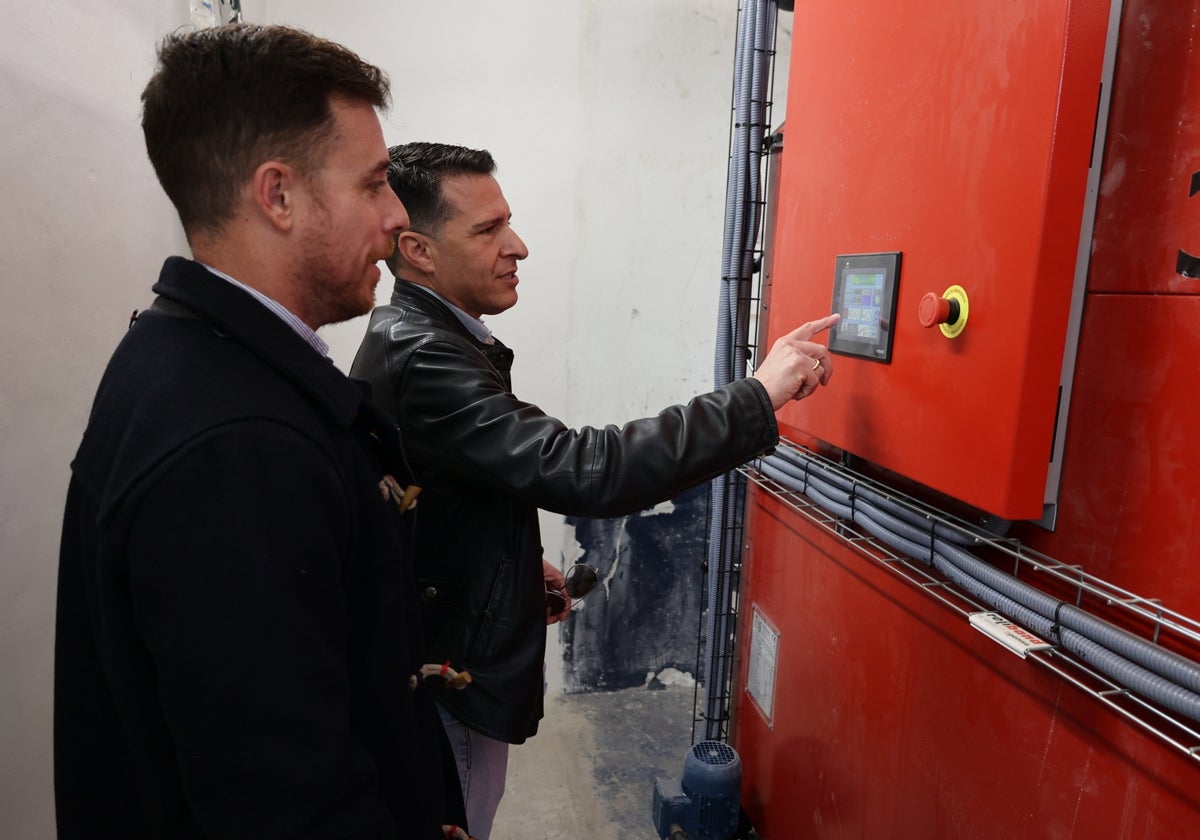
[
  {"x1": 765, "y1": 1, "x2": 1113, "y2": 520},
  {"x1": 1088, "y1": 0, "x2": 1200, "y2": 296},
  {"x1": 733, "y1": 495, "x2": 1200, "y2": 838},
  {"x1": 732, "y1": 1, "x2": 1200, "y2": 837}
]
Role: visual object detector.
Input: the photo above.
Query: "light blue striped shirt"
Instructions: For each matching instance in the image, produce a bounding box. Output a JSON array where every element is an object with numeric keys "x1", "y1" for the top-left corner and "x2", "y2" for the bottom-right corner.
[{"x1": 201, "y1": 264, "x2": 330, "y2": 357}]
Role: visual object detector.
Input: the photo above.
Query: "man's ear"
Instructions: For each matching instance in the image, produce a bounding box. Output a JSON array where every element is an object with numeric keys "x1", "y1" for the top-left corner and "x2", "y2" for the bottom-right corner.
[
  {"x1": 252, "y1": 160, "x2": 296, "y2": 232},
  {"x1": 396, "y1": 231, "x2": 437, "y2": 273}
]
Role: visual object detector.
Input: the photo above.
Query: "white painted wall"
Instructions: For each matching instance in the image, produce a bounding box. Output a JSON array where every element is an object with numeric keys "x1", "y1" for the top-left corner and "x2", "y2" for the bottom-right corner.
[{"x1": 0, "y1": 1, "x2": 789, "y2": 834}]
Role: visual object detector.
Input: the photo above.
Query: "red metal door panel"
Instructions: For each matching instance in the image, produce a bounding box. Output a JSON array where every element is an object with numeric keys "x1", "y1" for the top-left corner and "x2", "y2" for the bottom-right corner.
[
  {"x1": 1015, "y1": 293, "x2": 1200, "y2": 616},
  {"x1": 734, "y1": 490, "x2": 1200, "y2": 838},
  {"x1": 766, "y1": 1, "x2": 1112, "y2": 519},
  {"x1": 1090, "y1": 1, "x2": 1200, "y2": 295}
]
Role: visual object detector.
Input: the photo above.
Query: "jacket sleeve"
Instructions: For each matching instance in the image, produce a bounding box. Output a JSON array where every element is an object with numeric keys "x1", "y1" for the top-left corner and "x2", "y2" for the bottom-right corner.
[
  {"x1": 398, "y1": 338, "x2": 779, "y2": 518},
  {"x1": 123, "y1": 421, "x2": 405, "y2": 838}
]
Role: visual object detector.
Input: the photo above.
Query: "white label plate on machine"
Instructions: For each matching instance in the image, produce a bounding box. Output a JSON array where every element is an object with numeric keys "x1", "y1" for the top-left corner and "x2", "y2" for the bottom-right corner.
[
  {"x1": 969, "y1": 611, "x2": 1052, "y2": 658},
  {"x1": 746, "y1": 604, "x2": 780, "y2": 727}
]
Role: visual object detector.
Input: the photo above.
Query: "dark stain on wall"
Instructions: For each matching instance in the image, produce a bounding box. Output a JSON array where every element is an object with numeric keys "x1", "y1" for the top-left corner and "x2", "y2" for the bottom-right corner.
[{"x1": 560, "y1": 483, "x2": 707, "y2": 693}]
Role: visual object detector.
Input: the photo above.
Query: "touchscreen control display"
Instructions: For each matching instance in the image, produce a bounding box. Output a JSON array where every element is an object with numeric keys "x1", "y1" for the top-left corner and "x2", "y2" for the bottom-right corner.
[{"x1": 828, "y1": 252, "x2": 901, "y2": 363}]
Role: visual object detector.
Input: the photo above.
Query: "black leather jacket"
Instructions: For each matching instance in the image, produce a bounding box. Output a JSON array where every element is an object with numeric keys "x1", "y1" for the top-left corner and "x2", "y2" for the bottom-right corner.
[{"x1": 350, "y1": 280, "x2": 779, "y2": 743}]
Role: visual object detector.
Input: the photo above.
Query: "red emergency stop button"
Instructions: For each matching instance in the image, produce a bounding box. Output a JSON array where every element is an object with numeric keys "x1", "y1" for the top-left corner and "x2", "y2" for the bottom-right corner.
[
  {"x1": 918, "y1": 285, "x2": 969, "y2": 338},
  {"x1": 919, "y1": 292, "x2": 954, "y2": 327}
]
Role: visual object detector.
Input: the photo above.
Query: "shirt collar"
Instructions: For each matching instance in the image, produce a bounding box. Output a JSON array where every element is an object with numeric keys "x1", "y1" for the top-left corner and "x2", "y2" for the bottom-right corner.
[
  {"x1": 408, "y1": 284, "x2": 495, "y2": 345},
  {"x1": 200, "y1": 263, "x2": 330, "y2": 357}
]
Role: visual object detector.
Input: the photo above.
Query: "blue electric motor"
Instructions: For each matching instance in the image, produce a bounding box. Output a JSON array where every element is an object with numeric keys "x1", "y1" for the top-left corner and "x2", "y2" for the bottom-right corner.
[{"x1": 652, "y1": 740, "x2": 743, "y2": 840}]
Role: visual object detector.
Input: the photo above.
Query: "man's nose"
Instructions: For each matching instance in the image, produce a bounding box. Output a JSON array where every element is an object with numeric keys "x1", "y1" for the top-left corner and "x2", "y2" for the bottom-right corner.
[{"x1": 506, "y1": 229, "x2": 529, "y2": 260}]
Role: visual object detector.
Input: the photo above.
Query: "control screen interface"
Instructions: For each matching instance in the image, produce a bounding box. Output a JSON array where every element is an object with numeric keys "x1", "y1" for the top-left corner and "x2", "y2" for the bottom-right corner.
[
  {"x1": 828, "y1": 252, "x2": 900, "y2": 363},
  {"x1": 840, "y1": 270, "x2": 886, "y2": 340}
]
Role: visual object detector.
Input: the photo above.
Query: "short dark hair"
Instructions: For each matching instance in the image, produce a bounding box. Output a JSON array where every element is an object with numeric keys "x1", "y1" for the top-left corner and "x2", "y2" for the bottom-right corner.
[
  {"x1": 141, "y1": 23, "x2": 391, "y2": 238},
  {"x1": 386, "y1": 143, "x2": 496, "y2": 236}
]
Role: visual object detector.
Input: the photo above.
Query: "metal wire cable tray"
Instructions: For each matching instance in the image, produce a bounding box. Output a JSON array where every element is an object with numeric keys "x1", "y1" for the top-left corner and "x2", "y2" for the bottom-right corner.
[{"x1": 739, "y1": 438, "x2": 1200, "y2": 764}]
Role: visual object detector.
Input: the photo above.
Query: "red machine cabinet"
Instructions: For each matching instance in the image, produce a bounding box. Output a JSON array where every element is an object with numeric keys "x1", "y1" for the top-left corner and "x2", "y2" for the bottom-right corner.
[
  {"x1": 734, "y1": 2, "x2": 1200, "y2": 836},
  {"x1": 766, "y1": 0, "x2": 1113, "y2": 520}
]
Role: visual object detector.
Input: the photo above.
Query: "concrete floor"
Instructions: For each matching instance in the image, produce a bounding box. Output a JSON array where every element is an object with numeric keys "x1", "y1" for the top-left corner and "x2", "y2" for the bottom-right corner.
[{"x1": 491, "y1": 684, "x2": 697, "y2": 840}]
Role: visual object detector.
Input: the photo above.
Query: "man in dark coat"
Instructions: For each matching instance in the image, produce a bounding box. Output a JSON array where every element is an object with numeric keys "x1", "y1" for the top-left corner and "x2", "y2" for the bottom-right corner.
[
  {"x1": 350, "y1": 141, "x2": 839, "y2": 838},
  {"x1": 54, "y1": 25, "x2": 463, "y2": 839}
]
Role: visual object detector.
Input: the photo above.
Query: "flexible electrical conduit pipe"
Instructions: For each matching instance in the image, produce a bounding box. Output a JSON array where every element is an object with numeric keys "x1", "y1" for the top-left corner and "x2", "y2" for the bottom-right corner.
[
  {"x1": 704, "y1": 0, "x2": 777, "y2": 740},
  {"x1": 763, "y1": 451, "x2": 1200, "y2": 694},
  {"x1": 759, "y1": 452, "x2": 1200, "y2": 692},
  {"x1": 754, "y1": 452, "x2": 1200, "y2": 723},
  {"x1": 769, "y1": 444, "x2": 984, "y2": 547}
]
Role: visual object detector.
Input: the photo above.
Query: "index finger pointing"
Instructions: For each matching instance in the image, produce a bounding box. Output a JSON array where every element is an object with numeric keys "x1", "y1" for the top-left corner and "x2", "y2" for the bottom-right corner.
[{"x1": 781, "y1": 312, "x2": 841, "y2": 344}]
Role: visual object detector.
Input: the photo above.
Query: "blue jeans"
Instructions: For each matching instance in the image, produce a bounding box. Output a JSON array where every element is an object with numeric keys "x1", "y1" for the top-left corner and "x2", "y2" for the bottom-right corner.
[{"x1": 438, "y1": 705, "x2": 510, "y2": 840}]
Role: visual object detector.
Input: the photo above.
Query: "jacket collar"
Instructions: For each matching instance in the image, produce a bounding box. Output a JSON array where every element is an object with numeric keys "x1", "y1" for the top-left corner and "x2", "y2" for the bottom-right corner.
[
  {"x1": 390, "y1": 280, "x2": 473, "y2": 338},
  {"x1": 153, "y1": 256, "x2": 366, "y2": 429},
  {"x1": 389, "y1": 279, "x2": 514, "y2": 375}
]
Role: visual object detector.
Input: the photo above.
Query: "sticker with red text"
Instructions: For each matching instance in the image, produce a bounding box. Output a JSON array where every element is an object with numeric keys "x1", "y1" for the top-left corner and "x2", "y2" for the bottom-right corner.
[{"x1": 969, "y1": 612, "x2": 1052, "y2": 658}]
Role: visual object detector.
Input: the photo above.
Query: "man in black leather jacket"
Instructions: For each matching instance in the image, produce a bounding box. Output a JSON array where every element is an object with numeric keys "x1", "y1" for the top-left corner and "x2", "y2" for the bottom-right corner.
[{"x1": 350, "y1": 142, "x2": 838, "y2": 838}]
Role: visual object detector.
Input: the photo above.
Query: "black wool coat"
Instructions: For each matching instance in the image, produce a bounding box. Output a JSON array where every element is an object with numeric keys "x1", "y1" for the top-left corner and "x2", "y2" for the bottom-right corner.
[{"x1": 55, "y1": 257, "x2": 459, "y2": 838}]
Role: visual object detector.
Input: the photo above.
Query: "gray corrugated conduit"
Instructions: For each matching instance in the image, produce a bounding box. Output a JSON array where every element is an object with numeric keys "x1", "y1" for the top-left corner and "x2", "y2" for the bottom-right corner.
[
  {"x1": 755, "y1": 450, "x2": 1200, "y2": 722},
  {"x1": 770, "y1": 444, "x2": 983, "y2": 547},
  {"x1": 704, "y1": 0, "x2": 778, "y2": 740}
]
